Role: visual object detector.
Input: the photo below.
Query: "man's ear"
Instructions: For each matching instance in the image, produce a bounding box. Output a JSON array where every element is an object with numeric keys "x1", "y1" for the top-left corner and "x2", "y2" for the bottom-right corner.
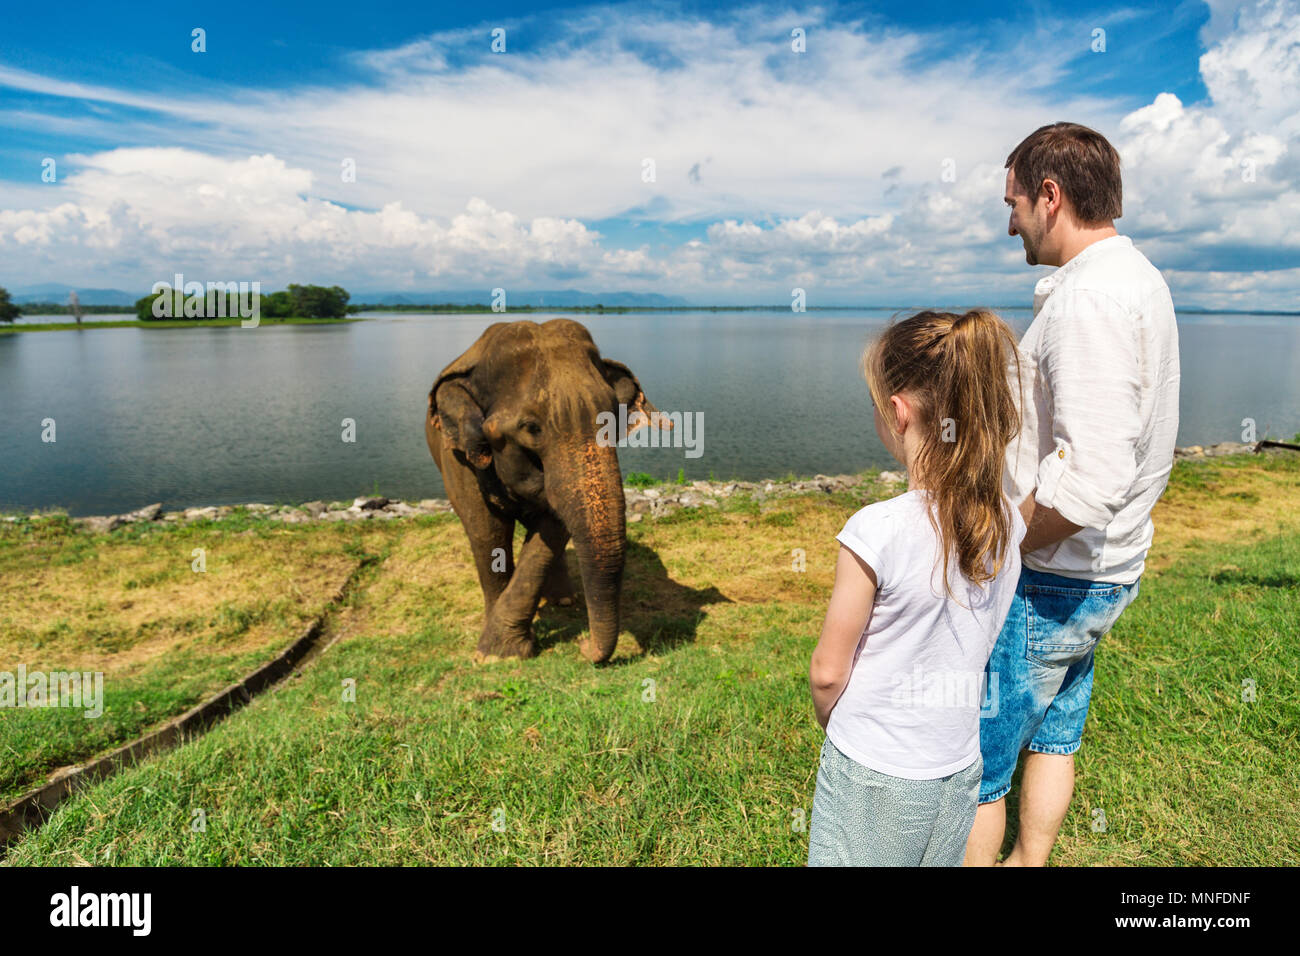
[
  {"x1": 1040, "y1": 177, "x2": 1063, "y2": 216},
  {"x1": 430, "y1": 378, "x2": 493, "y2": 468}
]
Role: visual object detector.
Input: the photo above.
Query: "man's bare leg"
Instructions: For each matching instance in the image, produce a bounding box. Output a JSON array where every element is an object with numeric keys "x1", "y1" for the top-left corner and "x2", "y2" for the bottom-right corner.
[
  {"x1": 1002, "y1": 751, "x2": 1074, "y2": 866},
  {"x1": 963, "y1": 798, "x2": 1006, "y2": 866}
]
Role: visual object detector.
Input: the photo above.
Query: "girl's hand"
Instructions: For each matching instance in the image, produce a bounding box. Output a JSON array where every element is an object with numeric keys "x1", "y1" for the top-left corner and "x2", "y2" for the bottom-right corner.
[{"x1": 809, "y1": 545, "x2": 878, "y2": 729}]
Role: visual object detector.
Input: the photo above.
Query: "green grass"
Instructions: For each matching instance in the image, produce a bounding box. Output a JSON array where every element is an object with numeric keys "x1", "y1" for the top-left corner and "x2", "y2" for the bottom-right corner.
[
  {"x1": 1058, "y1": 529, "x2": 1299, "y2": 865},
  {"x1": 0, "y1": 317, "x2": 360, "y2": 333},
  {"x1": 0, "y1": 515, "x2": 389, "y2": 804},
  {"x1": 2, "y1": 453, "x2": 1297, "y2": 864}
]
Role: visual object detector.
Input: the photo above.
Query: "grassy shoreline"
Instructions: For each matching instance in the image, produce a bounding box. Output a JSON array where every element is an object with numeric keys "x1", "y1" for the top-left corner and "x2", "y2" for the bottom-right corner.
[{"x1": 2, "y1": 450, "x2": 1297, "y2": 864}]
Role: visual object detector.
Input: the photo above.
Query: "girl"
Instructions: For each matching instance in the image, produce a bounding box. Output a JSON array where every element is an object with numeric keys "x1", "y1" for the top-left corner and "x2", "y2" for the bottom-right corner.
[{"x1": 807, "y1": 309, "x2": 1027, "y2": 866}]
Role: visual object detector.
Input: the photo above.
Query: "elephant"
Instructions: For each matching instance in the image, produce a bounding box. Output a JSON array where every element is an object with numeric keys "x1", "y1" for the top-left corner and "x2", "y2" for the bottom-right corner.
[{"x1": 425, "y1": 318, "x2": 672, "y2": 663}]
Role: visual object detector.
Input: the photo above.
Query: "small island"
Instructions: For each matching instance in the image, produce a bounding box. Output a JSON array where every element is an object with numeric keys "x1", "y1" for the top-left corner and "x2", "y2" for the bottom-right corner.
[{"x1": 0, "y1": 283, "x2": 359, "y2": 332}]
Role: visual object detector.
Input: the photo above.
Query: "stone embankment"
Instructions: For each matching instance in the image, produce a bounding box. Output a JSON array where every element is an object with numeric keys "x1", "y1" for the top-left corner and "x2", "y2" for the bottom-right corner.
[{"x1": 4, "y1": 441, "x2": 1283, "y2": 533}]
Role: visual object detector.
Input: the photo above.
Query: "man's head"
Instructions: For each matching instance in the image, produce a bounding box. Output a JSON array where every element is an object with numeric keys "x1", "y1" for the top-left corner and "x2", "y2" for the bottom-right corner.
[{"x1": 1004, "y1": 122, "x2": 1122, "y2": 267}]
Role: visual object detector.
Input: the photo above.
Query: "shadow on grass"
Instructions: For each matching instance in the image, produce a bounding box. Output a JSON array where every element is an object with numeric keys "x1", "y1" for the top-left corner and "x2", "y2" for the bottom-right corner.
[{"x1": 533, "y1": 538, "x2": 730, "y2": 660}]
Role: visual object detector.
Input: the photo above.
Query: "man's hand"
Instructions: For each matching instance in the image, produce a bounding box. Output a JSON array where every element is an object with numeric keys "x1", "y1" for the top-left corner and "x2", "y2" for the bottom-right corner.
[{"x1": 1020, "y1": 491, "x2": 1085, "y2": 554}]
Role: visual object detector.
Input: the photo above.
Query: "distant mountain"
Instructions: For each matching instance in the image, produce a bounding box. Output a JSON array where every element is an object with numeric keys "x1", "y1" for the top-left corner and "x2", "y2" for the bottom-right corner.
[
  {"x1": 350, "y1": 289, "x2": 692, "y2": 308},
  {"x1": 8, "y1": 284, "x2": 138, "y2": 306}
]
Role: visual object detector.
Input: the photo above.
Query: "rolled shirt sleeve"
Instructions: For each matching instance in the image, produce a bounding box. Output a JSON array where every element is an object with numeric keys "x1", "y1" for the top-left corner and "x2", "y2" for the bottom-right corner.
[{"x1": 1034, "y1": 287, "x2": 1142, "y2": 532}]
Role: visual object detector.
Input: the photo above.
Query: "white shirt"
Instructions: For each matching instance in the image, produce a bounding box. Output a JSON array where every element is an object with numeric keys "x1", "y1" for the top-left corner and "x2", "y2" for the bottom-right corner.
[
  {"x1": 828, "y1": 490, "x2": 1026, "y2": 779},
  {"x1": 1004, "y1": 235, "x2": 1181, "y2": 585}
]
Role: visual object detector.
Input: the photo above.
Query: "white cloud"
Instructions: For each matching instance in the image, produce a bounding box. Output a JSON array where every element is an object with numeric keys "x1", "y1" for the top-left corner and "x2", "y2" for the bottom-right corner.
[{"x1": 0, "y1": 0, "x2": 1297, "y2": 307}]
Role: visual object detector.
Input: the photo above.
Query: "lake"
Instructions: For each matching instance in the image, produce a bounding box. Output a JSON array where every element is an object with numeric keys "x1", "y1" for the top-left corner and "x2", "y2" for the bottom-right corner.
[{"x1": 1, "y1": 310, "x2": 1297, "y2": 516}]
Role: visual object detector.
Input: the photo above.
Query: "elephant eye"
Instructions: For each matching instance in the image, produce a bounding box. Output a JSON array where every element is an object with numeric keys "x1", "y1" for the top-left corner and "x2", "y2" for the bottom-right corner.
[{"x1": 521, "y1": 419, "x2": 542, "y2": 436}]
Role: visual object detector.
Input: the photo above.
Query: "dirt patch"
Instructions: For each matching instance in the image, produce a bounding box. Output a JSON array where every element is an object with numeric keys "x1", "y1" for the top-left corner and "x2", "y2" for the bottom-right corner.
[
  {"x1": 0, "y1": 532, "x2": 359, "y2": 675},
  {"x1": 1145, "y1": 460, "x2": 1300, "y2": 575}
]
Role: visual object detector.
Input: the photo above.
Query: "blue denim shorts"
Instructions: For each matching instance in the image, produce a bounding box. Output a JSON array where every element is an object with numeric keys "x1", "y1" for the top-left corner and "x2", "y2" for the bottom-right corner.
[{"x1": 977, "y1": 567, "x2": 1140, "y2": 804}]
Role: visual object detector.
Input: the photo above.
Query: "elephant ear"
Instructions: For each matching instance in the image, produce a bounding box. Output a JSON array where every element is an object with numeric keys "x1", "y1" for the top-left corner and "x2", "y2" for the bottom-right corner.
[
  {"x1": 430, "y1": 379, "x2": 493, "y2": 468},
  {"x1": 601, "y1": 359, "x2": 673, "y2": 436},
  {"x1": 429, "y1": 329, "x2": 506, "y2": 469}
]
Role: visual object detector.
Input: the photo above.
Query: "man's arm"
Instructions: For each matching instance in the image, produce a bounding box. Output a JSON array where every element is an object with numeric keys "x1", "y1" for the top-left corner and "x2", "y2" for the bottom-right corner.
[
  {"x1": 1019, "y1": 492, "x2": 1084, "y2": 554},
  {"x1": 809, "y1": 545, "x2": 877, "y2": 731},
  {"x1": 1033, "y1": 287, "x2": 1143, "y2": 533}
]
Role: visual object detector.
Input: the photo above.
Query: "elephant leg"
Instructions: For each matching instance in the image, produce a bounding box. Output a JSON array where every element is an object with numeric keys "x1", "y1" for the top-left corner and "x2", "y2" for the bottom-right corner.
[
  {"x1": 479, "y1": 514, "x2": 568, "y2": 659},
  {"x1": 539, "y1": 527, "x2": 575, "y2": 606},
  {"x1": 470, "y1": 512, "x2": 515, "y2": 620},
  {"x1": 434, "y1": 431, "x2": 516, "y2": 620}
]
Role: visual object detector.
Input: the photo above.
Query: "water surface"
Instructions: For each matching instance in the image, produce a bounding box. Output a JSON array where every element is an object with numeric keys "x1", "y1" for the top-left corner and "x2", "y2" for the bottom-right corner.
[{"x1": 1, "y1": 310, "x2": 1296, "y2": 516}]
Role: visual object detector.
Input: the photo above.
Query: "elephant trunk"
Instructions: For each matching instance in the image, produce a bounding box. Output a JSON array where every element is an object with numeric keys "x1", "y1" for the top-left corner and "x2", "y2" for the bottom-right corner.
[{"x1": 548, "y1": 436, "x2": 626, "y2": 663}]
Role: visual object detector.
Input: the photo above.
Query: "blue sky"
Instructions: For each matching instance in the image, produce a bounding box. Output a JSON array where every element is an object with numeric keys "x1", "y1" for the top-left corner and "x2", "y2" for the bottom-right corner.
[{"x1": 1, "y1": 0, "x2": 1296, "y2": 306}]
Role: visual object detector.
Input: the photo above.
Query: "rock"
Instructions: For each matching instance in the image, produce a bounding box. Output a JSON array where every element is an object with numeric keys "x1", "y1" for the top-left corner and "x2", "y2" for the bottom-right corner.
[
  {"x1": 385, "y1": 501, "x2": 420, "y2": 516},
  {"x1": 81, "y1": 515, "x2": 123, "y2": 533},
  {"x1": 184, "y1": 506, "x2": 219, "y2": 520},
  {"x1": 629, "y1": 498, "x2": 652, "y2": 515},
  {"x1": 629, "y1": 513, "x2": 643, "y2": 523},
  {"x1": 700, "y1": 498, "x2": 719, "y2": 508},
  {"x1": 321, "y1": 510, "x2": 351, "y2": 521},
  {"x1": 274, "y1": 511, "x2": 311, "y2": 524},
  {"x1": 879, "y1": 471, "x2": 906, "y2": 484},
  {"x1": 642, "y1": 488, "x2": 660, "y2": 499},
  {"x1": 122, "y1": 502, "x2": 163, "y2": 522},
  {"x1": 302, "y1": 500, "x2": 327, "y2": 517},
  {"x1": 354, "y1": 496, "x2": 389, "y2": 510},
  {"x1": 417, "y1": 498, "x2": 452, "y2": 512},
  {"x1": 1207, "y1": 441, "x2": 1253, "y2": 456},
  {"x1": 243, "y1": 503, "x2": 275, "y2": 513}
]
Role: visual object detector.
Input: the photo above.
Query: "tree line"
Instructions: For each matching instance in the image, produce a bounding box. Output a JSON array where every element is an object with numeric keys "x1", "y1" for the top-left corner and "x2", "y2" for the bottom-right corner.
[{"x1": 0, "y1": 285, "x2": 351, "y2": 323}]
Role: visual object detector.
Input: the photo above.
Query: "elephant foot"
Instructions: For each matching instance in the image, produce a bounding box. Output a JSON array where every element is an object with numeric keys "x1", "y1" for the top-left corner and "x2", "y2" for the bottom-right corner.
[
  {"x1": 477, "y1": 618, "x2": 539, "y2": 660},
  {"x1": 577, "y1": 633, "x2": 618, "y2": 664}
]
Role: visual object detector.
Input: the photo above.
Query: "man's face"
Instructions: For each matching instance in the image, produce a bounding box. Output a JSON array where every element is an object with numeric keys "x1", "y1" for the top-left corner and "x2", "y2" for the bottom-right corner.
[{"x1": 1005, "y1": 168, "x2": 1045, "y2": 266}]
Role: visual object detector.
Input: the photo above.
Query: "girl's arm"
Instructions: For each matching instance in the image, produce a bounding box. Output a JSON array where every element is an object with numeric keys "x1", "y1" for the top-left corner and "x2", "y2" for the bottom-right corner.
[{"x1": 809, "y1": 544, "x2": 878, "y2": 731}]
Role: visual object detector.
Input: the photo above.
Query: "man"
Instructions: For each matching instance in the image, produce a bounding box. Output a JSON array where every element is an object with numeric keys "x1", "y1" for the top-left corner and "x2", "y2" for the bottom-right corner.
[{"x1": 963, "y1": 122, "x2": 1181, "y2": 866}]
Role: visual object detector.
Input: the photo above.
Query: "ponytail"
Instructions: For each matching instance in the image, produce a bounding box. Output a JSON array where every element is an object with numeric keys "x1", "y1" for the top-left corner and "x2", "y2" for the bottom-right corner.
[{"x1": 861, "y1": 310, "x2": 1023, "y2": 602}]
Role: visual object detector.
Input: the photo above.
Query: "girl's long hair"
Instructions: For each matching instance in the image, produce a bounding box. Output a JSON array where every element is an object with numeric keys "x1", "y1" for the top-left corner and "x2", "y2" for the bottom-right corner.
[{"x1": 862, "y1": 309, "x2": 1023, "y2": 602}]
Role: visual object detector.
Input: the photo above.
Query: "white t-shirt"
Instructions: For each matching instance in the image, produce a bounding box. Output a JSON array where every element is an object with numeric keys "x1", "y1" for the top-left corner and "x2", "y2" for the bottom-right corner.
[{"x1": 827, "y1": 489, "x2": 1026, "y2": 779}]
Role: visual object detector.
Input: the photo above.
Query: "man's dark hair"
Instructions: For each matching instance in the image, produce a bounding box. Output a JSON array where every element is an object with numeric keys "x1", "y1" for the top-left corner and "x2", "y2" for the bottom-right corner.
[{"x1": 1006, "y1": 122, "x2": 1122, "y2": 225}]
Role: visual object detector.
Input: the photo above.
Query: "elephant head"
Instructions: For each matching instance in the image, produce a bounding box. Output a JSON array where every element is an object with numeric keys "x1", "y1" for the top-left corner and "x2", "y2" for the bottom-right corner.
[{"x1": 426, "y1": 318, "x2": 671, "y2": 662}]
